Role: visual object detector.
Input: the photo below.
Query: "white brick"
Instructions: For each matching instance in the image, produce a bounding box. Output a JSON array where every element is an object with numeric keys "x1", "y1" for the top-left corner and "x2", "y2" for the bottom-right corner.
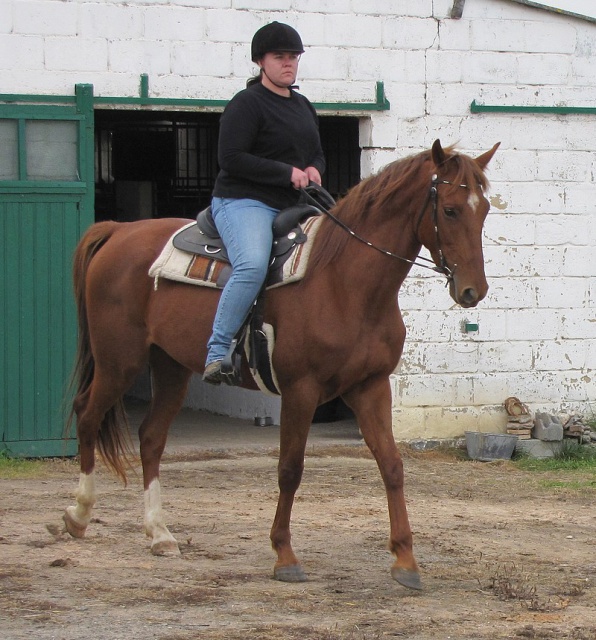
[
  {"x1": 322, "y1": 14, "x2": 383, "y2": 48},
  {"x1": 13, "y1": 0, "x2": 77, "y2": 36},
  {"x1": 483, "y1": 214, "x2": 536, "y2": 246},
  {"x1": 534, "y1": 277, "x2": 588, "y2": 309},
  {"x1": 437, "y1": 18, "x2": 471, "y2": 51},
  {"x1": 477, "y1": 340, "x2": 534, "y2": 373},
  {"x1": 0, "y1": 34, "x2": 44, "y2": 70},
  {"x1": 536, "y1": 151, "x2": 593, "y2": 182},
  {"x1": 45, "y1": 37, "x2": 108, "y2": 72},
  {"x1": 291, "y1": 0, "x2": 351, "y2": 13},
  {"x1": 205, "y1": 9, "x2": 261, "y2": 45},
  {"x1": 299, "y1": 47, "x2": 349, "y2": 81},
  {"x1": 394, "y1": 373, "x2": 457, "y2": 407},
  {"x1": 356, "y1": 0, "x2": 433, "y2": 17},
  {"x1": 172, "y1": 42, "x2": 232, "y2": 77},
  {"x1": 109, "y1": 40, "x2": 171, "y2": 75},
  {"x1": 79, "y1": 4, "x2": 144, "y2": 40},
  {"x1": 533, "y1": 340, "x2": 587, "y2": 371},
  {"x1": 536, "y1": 216, "x2": 591, "y2": 246},
  {"x1": 505, "y1": 309, "x2": 562, "y2": 341},
  {"x1": 349, "y1": 49, "x2": 425, "y2": 83},
  {"x1": 425, "y1": 50, "x2": 465, "y2": 83},
  {"x1": 0, "y1": 2, "x2": 12, "y2": 34},
  {"x1": 417, "y1": 341, "x2": 479, "y2": 374},
  {"x1": 481, "y1": 277, "x2": 535, "y2": 309},
  {"x1": 232, "y1": 0, "x2": 291, "y2": 9},
  {"x1": 563, "y1": 247, "x2": 596, "y2": 278},
  {"x1": 465, "y1": 51, "x2": 518, "y2": 84},
  {"x1": 382, "y1": 17, "x2": 438, "y2": 50},
  {"x1": 561, "y1": 310, "x2": 596, "y2": 340},
  {"x1": 517, "y1": 54, "x2": 572, "y2": 86},
  {"x1": 144, "y1": 6, "x2": 207, "y2": 41},
  {"x1": 470, "y1": 19, "x2": 576, "y2": 54}
]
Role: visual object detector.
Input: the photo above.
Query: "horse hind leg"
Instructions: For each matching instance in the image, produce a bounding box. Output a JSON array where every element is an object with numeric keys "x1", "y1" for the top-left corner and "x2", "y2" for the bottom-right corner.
[
  {"x1": 64, "y1": 364, "x2": 140, "y2": 539},
  {"x1": 63, "y1": 386, "x2": 120, "y2": 537},
  {"x1": 140, "y1": 346, "x2": 192, "y2": 557}
]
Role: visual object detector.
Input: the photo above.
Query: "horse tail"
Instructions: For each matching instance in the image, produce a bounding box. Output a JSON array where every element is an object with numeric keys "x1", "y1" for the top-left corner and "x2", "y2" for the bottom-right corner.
[{"x1": 67, "y1": 222, "x2": 134, "y2": 484}]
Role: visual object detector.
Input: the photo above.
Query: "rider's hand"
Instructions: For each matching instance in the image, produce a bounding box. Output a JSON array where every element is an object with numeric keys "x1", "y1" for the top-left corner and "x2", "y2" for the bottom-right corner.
[
  {"x1": 290, "y1": 167, "x2": 309, "y2": 189},
  {"x1": 305, "y1": 166, "x2": 322, "y2": 186}
]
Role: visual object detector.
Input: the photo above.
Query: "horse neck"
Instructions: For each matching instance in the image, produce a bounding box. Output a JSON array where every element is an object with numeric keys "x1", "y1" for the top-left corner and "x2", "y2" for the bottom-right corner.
[{"x1": 320, "y1": 193, "x2": 425, "y2": 302}]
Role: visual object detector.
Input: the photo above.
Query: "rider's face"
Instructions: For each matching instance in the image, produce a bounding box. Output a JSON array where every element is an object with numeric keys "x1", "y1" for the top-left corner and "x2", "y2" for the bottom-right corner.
[{"x1": 259, "y1": 51, "x2": 300, "y2": 88}]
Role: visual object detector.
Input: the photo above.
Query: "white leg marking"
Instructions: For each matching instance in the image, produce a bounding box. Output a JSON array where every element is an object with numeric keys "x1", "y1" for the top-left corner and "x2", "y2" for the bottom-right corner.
[
  {"x1": 66, "y1": 472, "x2": 96, "y2": 528},
  {"x1": 144, "y1": 478, "x2": 179, "y2": 553}
]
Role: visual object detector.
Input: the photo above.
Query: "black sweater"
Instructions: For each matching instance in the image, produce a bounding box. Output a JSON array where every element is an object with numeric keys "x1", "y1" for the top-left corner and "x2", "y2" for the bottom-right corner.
[{"x1": 212, "y1": 82, "x2": 326, "y2": 210}]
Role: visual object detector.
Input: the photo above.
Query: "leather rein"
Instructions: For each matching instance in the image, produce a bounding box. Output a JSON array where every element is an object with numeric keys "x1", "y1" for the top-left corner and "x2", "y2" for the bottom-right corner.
[{"x1": 301, "y1": 176, "x2": 468, "y2": 284}]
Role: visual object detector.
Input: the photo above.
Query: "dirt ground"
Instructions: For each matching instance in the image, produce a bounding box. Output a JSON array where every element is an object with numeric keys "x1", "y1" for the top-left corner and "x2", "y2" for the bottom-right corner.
[{"x1": 1, "y1": 414, "x2": 596, "y2": 640}]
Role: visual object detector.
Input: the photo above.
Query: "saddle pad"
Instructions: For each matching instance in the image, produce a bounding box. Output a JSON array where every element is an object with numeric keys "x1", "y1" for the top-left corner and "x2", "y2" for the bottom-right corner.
[{"x1": 148, "y1": 216, "x2": 323, "y2": 290}]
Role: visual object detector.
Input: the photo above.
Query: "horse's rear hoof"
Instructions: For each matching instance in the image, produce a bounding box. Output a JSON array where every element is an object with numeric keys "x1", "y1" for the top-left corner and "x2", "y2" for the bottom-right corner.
[
  {"x1": 391, "y1": 567, "x2": 423, "y2": 590},
  {"x1": 63, "y1": 508, "x2": 87, "y2": 539},
  {"x1": 274, "y1": 564, "x2": 307, "y2": 582},
  {"x1": 151, "y1": 540, "x2": 181, "y2": 557}
]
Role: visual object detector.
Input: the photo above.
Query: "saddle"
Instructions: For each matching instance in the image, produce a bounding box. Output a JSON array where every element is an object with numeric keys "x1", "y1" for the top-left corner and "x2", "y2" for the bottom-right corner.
[
  {"x1": 172, "y1": 201, "x2": 321, "y2": 288},
  {"x1": 173, "y1": 184, "x2": 335, "y2": 388}
]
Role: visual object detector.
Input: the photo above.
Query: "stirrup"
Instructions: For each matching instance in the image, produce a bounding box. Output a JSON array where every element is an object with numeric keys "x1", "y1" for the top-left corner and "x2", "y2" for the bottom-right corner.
[{"x1": 220, "y1": 339, "x2": 242, "y2": 386}]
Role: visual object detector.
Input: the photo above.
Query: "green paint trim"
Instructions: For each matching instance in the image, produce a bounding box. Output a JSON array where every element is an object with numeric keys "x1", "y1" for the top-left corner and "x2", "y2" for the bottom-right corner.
[
  {"x1": 0, "y1": 183, "x2": 87, "y2": 193},
  {"x1": 471, "y1": 100, "x2": 596, "y2": 115},
  {"x1": 507, "y1": 0, "x2": 596, "y2": 24},
  {"x1": 1, "y1": 80, "x2": 390, "y2": 113}
]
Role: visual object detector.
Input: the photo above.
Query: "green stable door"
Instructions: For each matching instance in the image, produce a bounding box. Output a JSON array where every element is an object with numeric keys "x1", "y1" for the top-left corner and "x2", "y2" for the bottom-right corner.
[{"x1": 0, "y1": 85, "x2": 94, "y2": 456}]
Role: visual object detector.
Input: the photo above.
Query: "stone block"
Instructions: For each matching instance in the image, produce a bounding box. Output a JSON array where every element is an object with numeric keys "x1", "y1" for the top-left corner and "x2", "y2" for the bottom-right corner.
[
  {"x1": 515, "y1": 439, "x2": 563, "y2": 459},
  {"x1": 532, "y1": 412, "x2": 564, "y2": 442}
]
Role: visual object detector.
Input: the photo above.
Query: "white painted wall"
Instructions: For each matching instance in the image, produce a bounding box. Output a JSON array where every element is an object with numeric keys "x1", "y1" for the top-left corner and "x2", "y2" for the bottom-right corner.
[{"x1": 2, "y1": 0, "x2": 594, "y2": 438}]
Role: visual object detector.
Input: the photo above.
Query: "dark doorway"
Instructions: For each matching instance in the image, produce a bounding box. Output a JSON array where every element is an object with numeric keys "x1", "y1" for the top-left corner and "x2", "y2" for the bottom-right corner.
[{"x1": 94, "y1": 109, "x2": 361, "y2": 223}]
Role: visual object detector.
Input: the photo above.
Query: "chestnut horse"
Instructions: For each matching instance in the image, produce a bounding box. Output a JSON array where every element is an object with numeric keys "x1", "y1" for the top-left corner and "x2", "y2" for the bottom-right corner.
[{"x1": 63, "y1": 140, "x2": 499, "y2": 590}]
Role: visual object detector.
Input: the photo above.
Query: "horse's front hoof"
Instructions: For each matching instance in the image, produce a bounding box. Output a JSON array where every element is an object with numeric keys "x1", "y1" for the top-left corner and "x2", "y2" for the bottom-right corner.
[
  {"x1": 63, "y1": 508, "x2": 87, "y2": 539},
  {"x1": 274, "y1": 564, "x2": 307, "y2": 582},
  {"x1": 151, "y1": 540, "x2": 181, "y2": 557},
  {"x1": 391, "y1": 566, "x2": 423, "y2": 590}
]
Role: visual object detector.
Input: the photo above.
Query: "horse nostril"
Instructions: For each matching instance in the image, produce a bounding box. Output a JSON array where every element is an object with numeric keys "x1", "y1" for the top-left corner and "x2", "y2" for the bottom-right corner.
[{"x1": 460, "y1": 287, "x2": 478, "y2": 306}]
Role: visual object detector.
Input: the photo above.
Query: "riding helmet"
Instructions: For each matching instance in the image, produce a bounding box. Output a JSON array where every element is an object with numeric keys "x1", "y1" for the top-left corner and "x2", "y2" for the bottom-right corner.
[{"x1": 251, "y1": 22, "x2": 304, "y2": 62}]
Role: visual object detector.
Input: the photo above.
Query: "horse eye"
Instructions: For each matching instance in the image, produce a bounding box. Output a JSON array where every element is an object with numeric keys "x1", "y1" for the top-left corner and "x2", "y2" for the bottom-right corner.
[{"x1": 444, "y1": 207, "x2": 457, "y2": 218}]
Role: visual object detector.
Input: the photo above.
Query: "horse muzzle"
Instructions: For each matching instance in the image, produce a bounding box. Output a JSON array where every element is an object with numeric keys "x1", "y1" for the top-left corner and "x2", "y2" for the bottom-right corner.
[{"x1": 450, "y1": 277, "x2": 488, "y2": 308}]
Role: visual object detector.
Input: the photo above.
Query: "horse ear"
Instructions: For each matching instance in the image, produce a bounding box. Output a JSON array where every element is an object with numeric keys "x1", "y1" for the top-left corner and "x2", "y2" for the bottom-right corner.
[
  {"x1": 475, "y1": 142, "x2": 500, "y2": 170},
  {"x1": 431, "y1": 139, "x2": 446, "y2": 167}
]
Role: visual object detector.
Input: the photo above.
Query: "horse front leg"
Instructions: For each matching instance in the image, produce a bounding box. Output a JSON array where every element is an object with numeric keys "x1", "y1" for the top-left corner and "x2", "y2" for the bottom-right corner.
[
  {"x1": 344, "y1": 378, "x2": 422, "y2": 590},
  {"x1": 140, "y1": 348, "x2": 192, "y2": 556},
  {"x1": 270, "y1": 390, "x2": 316, "y2": 582}
]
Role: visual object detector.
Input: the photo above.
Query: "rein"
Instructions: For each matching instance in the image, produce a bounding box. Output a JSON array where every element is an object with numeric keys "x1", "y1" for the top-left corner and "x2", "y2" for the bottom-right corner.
[{"x1": 301, "y1": 176, "x2": 468, "y2": 284}]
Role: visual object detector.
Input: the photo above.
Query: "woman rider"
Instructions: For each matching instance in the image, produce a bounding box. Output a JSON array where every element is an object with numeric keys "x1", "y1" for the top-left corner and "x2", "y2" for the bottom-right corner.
[{"x1": 203, "y1": 22, "x2": 326, "y2": 385}]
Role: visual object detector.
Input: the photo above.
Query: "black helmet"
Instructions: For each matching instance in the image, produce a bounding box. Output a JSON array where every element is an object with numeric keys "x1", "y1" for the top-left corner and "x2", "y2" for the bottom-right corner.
[{"x1": 251, "y1": 22, "x2": 304, "y2": 62}]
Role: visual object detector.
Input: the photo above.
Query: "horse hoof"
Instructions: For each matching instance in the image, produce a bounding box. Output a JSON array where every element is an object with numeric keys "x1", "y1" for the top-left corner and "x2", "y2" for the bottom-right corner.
[
  {"x1": 63, "y1": 509, "x2": 87, "y2": 539},
  {"x1": 274, "y1": 564, "x2": 307, "y2": 582},
  {"x1": 151, "y1": 540, "x2": 181, "y2": 557},
  {"x1": 391, "y1": 567, "x2": 423, "y2": 590}
]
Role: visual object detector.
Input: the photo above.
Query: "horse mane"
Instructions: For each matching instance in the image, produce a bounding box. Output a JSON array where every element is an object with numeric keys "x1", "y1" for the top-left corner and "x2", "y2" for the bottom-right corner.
[{"x1": 306, "y1": 146, "x2": 489, "y2": 274}]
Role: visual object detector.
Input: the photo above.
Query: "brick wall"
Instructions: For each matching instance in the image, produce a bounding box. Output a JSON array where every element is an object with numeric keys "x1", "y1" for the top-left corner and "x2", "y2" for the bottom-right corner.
[{"x1": 1, "y1": 0, "x2": 594, "y2": 437}]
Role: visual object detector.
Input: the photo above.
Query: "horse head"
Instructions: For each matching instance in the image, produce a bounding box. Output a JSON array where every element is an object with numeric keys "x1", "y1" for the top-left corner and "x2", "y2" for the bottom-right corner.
[{"x1": 418, "y1": 139, "x2": 500, "y2": 308}]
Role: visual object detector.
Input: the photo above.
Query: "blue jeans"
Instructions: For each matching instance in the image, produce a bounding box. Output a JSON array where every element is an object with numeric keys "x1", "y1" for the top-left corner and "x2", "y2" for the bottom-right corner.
[{"x1": 206, "y1": 197, "x2": 279, "y2": 365}]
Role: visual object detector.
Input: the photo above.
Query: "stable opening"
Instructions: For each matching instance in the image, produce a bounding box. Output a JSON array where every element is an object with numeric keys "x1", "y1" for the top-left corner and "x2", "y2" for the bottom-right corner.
[{"x1": 94, "y1": 109, "x2": 361, "y2": 222}]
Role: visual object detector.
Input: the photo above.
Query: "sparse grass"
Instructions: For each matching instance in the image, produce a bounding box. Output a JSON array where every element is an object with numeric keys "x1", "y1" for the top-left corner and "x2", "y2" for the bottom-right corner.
[
  {"x1": 515, "y1": 440, "x2": 596, "y2": 472},
  {"x1": 482, "y1": 562, "x2": 571, "y2": 612},
  {"x1": 0, "y1": 449, "x2": 76, "y2": 479}
]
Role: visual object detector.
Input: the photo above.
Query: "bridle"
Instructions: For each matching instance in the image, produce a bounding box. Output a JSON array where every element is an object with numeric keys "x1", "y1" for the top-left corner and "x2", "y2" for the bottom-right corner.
[{"x1": 301, "y1": 175, "x2": 470, "y2": 284}]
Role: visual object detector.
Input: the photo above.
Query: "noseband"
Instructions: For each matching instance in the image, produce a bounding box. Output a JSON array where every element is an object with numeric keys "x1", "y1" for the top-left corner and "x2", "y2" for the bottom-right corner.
[{"x1": 301, "y1": 176, "x2": 469, "y2": 284}]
